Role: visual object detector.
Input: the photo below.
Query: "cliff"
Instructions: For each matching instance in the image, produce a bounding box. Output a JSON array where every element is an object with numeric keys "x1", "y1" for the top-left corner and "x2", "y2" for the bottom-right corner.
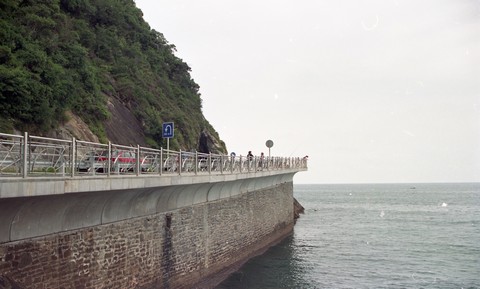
[{"x1": 0, "y1": 0, "x2": 226, "y2": 153}]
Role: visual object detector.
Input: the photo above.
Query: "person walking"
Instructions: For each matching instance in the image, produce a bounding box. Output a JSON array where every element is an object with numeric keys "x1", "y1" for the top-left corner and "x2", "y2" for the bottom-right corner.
[{"x1": 259, "y1": 152, "x2": 265, "y2": 170}]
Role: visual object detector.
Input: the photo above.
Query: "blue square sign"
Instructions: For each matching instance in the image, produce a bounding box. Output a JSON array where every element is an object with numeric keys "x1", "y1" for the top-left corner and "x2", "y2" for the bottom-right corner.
[{"x1": 162, "y1": 122, "x2": 174, "y2": 138}]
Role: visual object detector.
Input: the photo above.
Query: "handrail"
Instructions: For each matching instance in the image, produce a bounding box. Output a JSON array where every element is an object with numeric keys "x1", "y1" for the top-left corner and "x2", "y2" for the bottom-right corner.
[{"x1": 0, "y1": 132, "x2": 308, "y2": 178}]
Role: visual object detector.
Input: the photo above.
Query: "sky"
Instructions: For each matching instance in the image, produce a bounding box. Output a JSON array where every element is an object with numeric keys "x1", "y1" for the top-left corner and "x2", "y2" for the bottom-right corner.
[{"x1": 134, "y1": 0, "x2": 480, "y2": 184}]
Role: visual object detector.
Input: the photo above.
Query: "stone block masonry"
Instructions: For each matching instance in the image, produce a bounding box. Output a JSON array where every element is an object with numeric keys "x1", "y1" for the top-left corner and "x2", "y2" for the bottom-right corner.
[{"x1": 0, "y1": 182, "x2": 294, "y2": 289}]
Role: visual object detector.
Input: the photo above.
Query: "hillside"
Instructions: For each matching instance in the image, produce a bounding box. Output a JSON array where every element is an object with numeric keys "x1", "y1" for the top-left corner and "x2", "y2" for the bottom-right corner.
[{"x1": 0, "y1": 0, "x2": 226, "y2": 153}]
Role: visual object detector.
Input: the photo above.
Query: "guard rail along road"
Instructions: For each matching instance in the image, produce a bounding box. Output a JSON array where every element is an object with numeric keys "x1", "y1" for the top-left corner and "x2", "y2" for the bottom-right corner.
[{"x1": 0, "y1": 132, "x2": 308, "y2": 198}]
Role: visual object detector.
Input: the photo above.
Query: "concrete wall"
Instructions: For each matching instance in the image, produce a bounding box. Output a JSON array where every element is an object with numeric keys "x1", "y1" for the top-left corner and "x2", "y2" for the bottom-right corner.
[
  {"x1": 0, "y1": 169, "x2": 304, "y2": 199},
  {"x1": 0, "y1": 180, "x2": 295, "y2": 289},
  {"x1": 0, "y1": 173, "x2": 295, "y2": 243}
]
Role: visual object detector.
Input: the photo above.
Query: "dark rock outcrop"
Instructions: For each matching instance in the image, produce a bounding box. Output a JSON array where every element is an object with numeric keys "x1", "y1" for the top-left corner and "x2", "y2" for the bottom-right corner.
[
  {"x1": 198, "y1": 129, "x2": 225, "y2": 154},
  {"x1": 293, "y1": 198, "x2": 305, "y2": 221}
]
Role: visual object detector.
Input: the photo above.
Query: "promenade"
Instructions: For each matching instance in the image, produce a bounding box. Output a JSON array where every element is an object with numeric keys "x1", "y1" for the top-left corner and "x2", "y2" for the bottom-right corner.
[{"x1": 0, "y1": 132, "x2": 307, "y2": 198}]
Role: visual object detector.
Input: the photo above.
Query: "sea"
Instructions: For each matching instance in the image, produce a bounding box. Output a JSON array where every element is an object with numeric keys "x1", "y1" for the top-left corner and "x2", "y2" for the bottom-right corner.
[{"x1": 216, "y1": 183, "x2": 480, "y2": 289}]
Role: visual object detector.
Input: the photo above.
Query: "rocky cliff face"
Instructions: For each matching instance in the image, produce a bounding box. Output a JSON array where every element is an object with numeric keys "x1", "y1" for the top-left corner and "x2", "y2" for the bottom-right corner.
[
  {"x1": 198, "y1": 130, "x2": 226, "y2": 154},
  {"x1": 103, "y1": 97, "x2": 148, "y2": 147},
  {"x1": 47, "y1": 111, "x2": 99, "y2": 143},
  {"x1": 49, "y1": 98, "x2": 146, "y2": 146},
  {"x1": 48, "y1": 106, "x2": 226, "y2": 154}
]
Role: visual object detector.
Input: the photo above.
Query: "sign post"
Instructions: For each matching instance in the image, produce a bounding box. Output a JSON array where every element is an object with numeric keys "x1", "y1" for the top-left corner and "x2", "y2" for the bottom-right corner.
[
  {"x1": 162, "y1": 122, "x2": 174, "y2": 151},
  {"x1": 265, "y1": 140, "x2": 274, "y2": 158}
]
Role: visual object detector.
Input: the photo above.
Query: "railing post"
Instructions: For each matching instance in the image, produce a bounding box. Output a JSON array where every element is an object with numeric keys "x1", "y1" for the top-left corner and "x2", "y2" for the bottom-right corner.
[
  {"x1": 114, "y1": 146, "x2": 119, "y2": 175},
  {"x1": 239, "y1": 155, "x2": 243, "y2": 172},
  {"x1": 107, "y1": 142, "x2": 111, "y2": 177},
  {"x1": 179, "y1": 150, "x2": 182, "y2": 176},
  {"x1": 195, "y1": 151, "x2": 198, "y2": 175},
  {"x1": 136, "y1": 145, "x2": 140, "y2": 176},
  {"x1": 90, "y1": 150, "x2": 95, "y2": 176},
  {"x1": 71, "y1": 137, "x2": 76, "y2": 177},
  {"x1": 61, "y1": 148, "x2": 65, "y2": 177},
  {"x1": 208, "y1": 153, "x2": 212, "y2": 174},
  {"x1": 22, "y1": 132, "x2": 28, "y2": 178},
  {"x1": 75, "y1": 139, "x2": 80, "y2": 175},
  {"x1": 159, "y1": 147, "x2": 163, "y2": 175},
  {"x1": 220, "y1": 155, "x2": 223, "y2": 174}
]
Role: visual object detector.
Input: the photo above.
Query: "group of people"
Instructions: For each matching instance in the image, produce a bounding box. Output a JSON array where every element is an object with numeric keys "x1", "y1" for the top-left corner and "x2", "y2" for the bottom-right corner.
[
  {"x1": 233, "y1": 151, "x2": 308, "y2": 162},
  {"x1": 230, "y1": 151, "x2": 263, "y2": 161},
  {"x1": 248, "y1": 151, "x2": 264, "y2": 170},
  {"x1": 227, "y1": 151, "x2": 308, "y2": 170}
]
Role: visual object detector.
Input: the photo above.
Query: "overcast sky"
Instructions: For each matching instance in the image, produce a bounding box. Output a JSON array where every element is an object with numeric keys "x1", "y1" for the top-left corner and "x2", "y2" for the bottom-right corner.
[{"x1": 135, "y1": 0, "x2": 480, "y2": 184}]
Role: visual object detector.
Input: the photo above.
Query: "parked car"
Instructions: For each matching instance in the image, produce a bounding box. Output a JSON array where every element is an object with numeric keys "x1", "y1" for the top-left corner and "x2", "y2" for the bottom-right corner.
[
  {"x1": 77, "y1": 151, "x2": 108, "y2": 173},
  {"x1": 77, "y1": 150, "x2": 148, "y2": 173}
]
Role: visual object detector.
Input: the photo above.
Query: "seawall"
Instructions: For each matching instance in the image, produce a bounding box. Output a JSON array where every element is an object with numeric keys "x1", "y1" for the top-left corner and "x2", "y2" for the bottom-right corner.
[{"x1": 0, "y1": 180, "x2": 295, "y2": 288}]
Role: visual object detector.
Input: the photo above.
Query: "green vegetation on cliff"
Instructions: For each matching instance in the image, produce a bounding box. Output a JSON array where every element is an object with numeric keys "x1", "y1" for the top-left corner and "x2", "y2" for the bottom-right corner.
[{"x1": 0, "y1": 0, "x2": 226, "y2": 152}]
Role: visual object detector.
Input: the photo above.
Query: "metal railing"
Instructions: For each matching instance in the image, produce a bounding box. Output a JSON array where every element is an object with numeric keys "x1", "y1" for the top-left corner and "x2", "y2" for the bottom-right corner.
[{"x1": 0, "y1": 132, "x2": 308, "y2": 178}]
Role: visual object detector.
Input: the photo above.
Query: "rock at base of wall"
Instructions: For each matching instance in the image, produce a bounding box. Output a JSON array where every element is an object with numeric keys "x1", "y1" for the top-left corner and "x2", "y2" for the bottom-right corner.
[{"x1": 293, "y1": 197, "x2": 305, "y2": 221}]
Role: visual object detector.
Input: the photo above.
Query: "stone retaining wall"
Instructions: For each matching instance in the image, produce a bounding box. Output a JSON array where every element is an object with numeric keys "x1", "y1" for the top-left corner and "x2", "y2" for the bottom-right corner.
[{"x1": 0, "y1": 182, "x2": 294, "y2": 289}]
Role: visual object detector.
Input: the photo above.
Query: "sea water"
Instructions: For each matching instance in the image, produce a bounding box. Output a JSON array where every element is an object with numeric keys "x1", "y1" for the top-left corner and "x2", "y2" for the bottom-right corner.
[{"x1": 216, "y1": 183, "x2": 480, "y2": 289}]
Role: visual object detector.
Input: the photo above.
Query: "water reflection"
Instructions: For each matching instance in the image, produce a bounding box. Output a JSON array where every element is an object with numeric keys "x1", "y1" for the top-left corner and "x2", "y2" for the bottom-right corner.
[{"x1": 215, "y1": 234, "x2": 306, "y2": 289}]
